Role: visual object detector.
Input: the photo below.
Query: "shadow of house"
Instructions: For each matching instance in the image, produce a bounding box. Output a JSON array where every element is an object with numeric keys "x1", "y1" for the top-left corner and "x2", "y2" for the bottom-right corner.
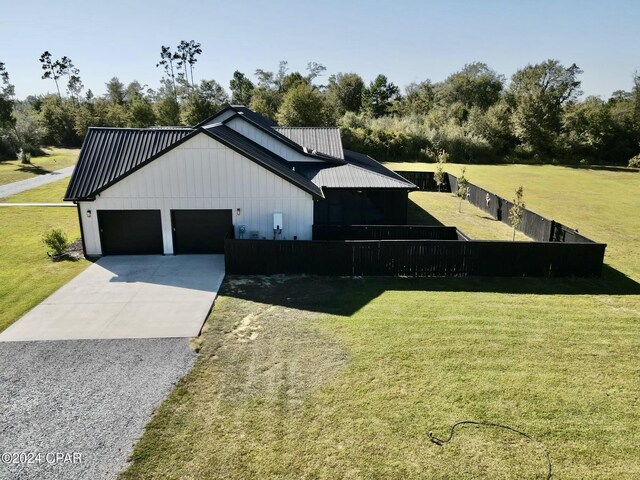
[
  {"x1": 222, "y1": 264, "x2": 640, "y2": 317},
  {"x1": 104, "y1": 255, "x2": 224, "y2": 294},
  {"x1": 407, "y1": 198, "x2": 444, "y2": 226}
]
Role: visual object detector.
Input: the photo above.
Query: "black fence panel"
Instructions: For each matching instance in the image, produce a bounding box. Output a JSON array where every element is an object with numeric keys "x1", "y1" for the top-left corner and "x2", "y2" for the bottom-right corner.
[
  {"x1": 225, "y1": 238, "x2": 606, "y2": 278},
  {"x1": 394, "y1": 171, "x2": 450, "y2": 192},
  {"x1": 313, "y1": 225, "x2": 459, "y2": 240},
  {"x1": 446, "y1": 173, "x2": 595, "y2": 244}
]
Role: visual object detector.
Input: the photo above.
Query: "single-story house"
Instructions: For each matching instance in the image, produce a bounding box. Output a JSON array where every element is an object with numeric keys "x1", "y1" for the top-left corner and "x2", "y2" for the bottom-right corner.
[{"x1": 65, "y1": 105, "x2": 415, "y2": 256}]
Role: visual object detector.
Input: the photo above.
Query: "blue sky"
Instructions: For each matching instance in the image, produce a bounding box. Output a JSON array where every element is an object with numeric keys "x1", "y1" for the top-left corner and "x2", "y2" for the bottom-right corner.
[{"x1": 1, "y1": 0, "x2": 638, "y2": 99}]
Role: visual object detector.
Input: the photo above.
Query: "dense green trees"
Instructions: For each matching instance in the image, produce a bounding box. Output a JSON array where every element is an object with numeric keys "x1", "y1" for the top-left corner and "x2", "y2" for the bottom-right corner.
[
  {"x1": 508, "y1": 60, "x2": 582, "y2": 156},
  {"x1": 0, "y1": 51, "x2": 638, "y2": 165},
  {"x1": 277, "y1": 83, "x2": 330, "y2": 126},
  {"x1": 182, "y1": 79, "x2": 229, "y2": 126},
  {"x1": 362, "y1": 74, "x2": 400, "y2": 117},
  {"x1": 0, "y1": 62, "x2": 16, "y2": 159},
  {"x1": 339, "y1": 60, "x2": 639, "y2": 164},
  {"x1": 326, "y1": 73, "x2": 365, "y2": 115},
  {"x1": 436, "y1": 63, "x2": 504, "y2": 111},
  {"x1": 229, "y1": 71, "x2": 254, "y2": 105}
]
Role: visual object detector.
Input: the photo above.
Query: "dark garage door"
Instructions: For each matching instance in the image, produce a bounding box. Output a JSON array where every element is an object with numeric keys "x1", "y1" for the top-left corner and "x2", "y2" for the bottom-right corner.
[
  {"x1": 171, "y1": 209, "x2": 233, "y2": 254},
  {"x1": 98, "y1": 210, "x2": 163, "y2": 255}
]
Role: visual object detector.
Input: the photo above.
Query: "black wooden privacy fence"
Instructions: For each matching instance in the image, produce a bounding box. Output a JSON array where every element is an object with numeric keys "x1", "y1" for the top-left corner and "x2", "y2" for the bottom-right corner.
[
  {"x1": 397, "y1": 170, "x2": 597, "y2": 244},
  {"x1": 394, "y1": 170, "x2": 449, "y2": 191},
  {"x1": 224, "y1": 237, "x2": 606, "y2": 277},
  {"x1": 312, "y1": 225, "x2": 464, "y2": 241}
]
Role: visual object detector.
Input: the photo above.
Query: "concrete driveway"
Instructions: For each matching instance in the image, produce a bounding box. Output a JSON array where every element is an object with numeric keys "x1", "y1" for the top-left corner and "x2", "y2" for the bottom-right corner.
[{"x1": 0, "y1": 255, "x2": 225, "y2": 342}]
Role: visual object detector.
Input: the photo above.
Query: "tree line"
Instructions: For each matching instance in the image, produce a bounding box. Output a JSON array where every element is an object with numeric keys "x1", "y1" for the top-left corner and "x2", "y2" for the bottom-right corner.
[{"x1": 0, "y1": 44, "x2": 638, "y2": 166}]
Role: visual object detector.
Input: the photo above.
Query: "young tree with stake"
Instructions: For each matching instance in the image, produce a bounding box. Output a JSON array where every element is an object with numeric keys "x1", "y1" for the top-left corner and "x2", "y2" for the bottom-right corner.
[
  {"x1": 434, "y1": 149, "x2": 448, "y2": 192},
  {"x1": 457, "y1": 167, "x2": 469, "y2": 213},
  {"x1": 509, "y1": 186, "x2": 525, "y2": 240}
]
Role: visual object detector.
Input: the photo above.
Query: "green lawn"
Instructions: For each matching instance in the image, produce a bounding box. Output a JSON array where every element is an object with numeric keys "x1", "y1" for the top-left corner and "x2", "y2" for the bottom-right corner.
[
  {"x1": 0, "y1": 177, "x2": 88, "y2": 332},
  {"x1": 0, "y1": 175, "x2": 71, "y2": 203},
  {"x1": 120, "y1": 166, "x2": 640, "y2": 479},
  {"x1": 0, "y1": 147, "x2": 79, "y2": 186},
  {"x1": 408, "y1": 191, "x2": 530, "y2": 241}
]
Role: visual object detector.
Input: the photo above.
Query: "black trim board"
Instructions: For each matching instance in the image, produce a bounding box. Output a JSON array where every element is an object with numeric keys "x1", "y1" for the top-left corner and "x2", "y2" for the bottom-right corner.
[
  {"x1": 75, "y1": 202, "x2": 88, "y2": 258},
  {"x1": 194, "y1": 105, "x2": 277, "y2": 129}
]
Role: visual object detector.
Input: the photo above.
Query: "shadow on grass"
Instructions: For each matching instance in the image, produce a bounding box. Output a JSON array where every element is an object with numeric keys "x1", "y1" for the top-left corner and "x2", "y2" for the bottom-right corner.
[
  {"x1": 223, "y1": 264, "x2": 640, "y2": 316},
  {"x1": 49, "y1": 254, "x2": 84, "y2": 263},
  {"x1": 563, "y1": 164, "x2": 638, "y2": 173},
  {"x1": 17, "y1": 164, "x2": 55, "y2": 176},
  {"x1": 407, "y1": 198, "x2": 444, "y2": 225}
]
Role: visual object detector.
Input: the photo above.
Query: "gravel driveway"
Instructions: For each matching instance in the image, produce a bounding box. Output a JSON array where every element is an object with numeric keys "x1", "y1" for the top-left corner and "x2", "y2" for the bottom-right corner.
[{"x1": 0, "y1": 338, "x2": 197, "y2": 480}]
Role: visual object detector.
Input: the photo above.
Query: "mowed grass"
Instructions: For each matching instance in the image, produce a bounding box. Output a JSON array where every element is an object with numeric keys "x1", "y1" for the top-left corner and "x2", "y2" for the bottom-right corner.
[
  {"x1": 0, "y1": 178, "x2": 88, "y2": 332},
  {"x1": 120, "y1": 166, "x2": 640, "y2": 479},
  {"x1": 387, "y1": 162, "x2": 640, "y2": 280},
  {"x1": 408, "y1": 191, "x2": 530, "y2": 241},
  {"x1": 0, "y1": 147, "x2": 79, "y2": 185},
  {"x1": 0, "y1": 175, "x2": 71, "y2": 203},
  {"x1": 121, "y1": 276, "x2": 640, "y2": 480}
]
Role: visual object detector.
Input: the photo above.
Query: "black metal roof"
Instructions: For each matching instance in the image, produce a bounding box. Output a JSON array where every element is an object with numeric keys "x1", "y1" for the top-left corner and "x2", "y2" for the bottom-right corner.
[
  {"x1": 224, "y1": 113, "x2": 345, "y2": 163},
  {"x1": 273, "y1": 127, "x2": 344, "y2": 159},
  {"x1": 296, "y1": 151, "x2": 415, "y2": 189},
  {"x1": 343, "y1": 150, "x2": 416, "y2": 184},
  {"x1": 65, "y1": 125, "x2": 324, "y2": 201},
  {"x1": 197, "y1": 105, "x2": 346, "y2": 162},
  {"x1": 65, "y1": 127, "x2": 194, "y2": 200}
]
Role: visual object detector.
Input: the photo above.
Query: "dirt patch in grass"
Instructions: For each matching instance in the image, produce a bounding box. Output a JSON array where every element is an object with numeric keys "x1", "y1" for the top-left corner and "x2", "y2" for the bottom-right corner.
[{"x1": 208, "y1": 277, "x2": 350, "y2": 404}]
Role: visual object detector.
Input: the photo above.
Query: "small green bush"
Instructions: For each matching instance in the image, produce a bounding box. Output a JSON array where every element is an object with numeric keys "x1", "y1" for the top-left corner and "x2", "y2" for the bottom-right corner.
[
  {"x1": 42, "y1": 228, "x2": 69, "y2": 256},
  {"x1": 629, "y1": 154, "x2": 640, "y2": 168}
]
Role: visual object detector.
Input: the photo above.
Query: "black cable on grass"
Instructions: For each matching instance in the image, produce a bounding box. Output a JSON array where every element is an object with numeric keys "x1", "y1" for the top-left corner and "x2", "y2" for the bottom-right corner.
[{"x1": 429, "y1": 421, "x2": 552, "y2": 480}]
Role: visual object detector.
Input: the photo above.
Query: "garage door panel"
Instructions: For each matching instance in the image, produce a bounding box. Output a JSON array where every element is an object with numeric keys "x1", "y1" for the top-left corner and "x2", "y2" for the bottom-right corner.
[
  {"x1": 171, "y1": 209, "x2": 232, "y2": 254},
  {"x1": 98, "y1": 210, "x2": 163, "y2": 255}
]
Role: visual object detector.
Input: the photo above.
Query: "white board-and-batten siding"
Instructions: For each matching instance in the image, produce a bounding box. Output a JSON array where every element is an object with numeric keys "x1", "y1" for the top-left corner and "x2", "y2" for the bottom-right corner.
[
  {"x1": 222, "y1": 117, "x2": 324, "y2": 162},
  {"x1": 79, "y1": 133, "x2": 314, "y2": 256}
]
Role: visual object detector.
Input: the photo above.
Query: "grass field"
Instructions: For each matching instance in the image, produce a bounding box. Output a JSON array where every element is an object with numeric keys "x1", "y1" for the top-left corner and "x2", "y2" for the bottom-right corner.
[
  {"x1": 120, "y1": 165, "x2": 640, "y2": 479},
  {"x1": 0, "y1": 147, "x2": 79, "y2": 186},
  {"x1": 0, "y1": 175, "x2": 71, "y2": 203},
  {"x1": 408, "y1": 191, "x2": 531, "y2": 241},
  {"x1": 0, "y1": 178, "x2": 88, "y2": 332}
]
